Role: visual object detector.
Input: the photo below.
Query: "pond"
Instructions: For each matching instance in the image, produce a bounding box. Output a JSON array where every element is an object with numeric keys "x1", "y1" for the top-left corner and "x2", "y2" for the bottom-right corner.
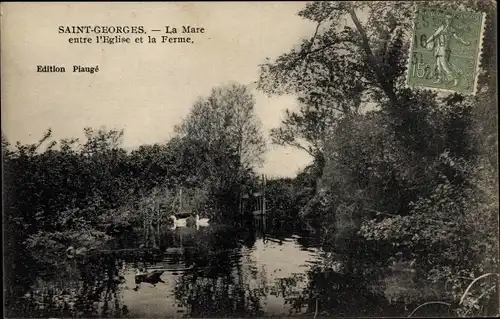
[
  {"x1": 122, "y1": 225, "x2": 321, "y2": 317},
  {"x1": 12, "y1": 221, "x2": 453, "y2": 318}
]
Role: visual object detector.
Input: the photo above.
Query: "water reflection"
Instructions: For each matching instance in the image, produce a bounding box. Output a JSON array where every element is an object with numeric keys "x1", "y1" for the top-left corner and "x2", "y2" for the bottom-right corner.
[
  {"x1": 121, "y1": 224, "x2": 320, "y2": 317},
  {"x1": 20, "y1": 253, "x2": 129, "y2": 318},
  {"x1": 16, "y1": 221, "x2": 437, "y2": 318}
]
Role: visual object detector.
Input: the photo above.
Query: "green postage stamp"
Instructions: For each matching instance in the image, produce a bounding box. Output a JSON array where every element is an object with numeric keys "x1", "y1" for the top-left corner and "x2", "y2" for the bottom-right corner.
[{"x1": 406, "y1": 7, "x2": 486, "y2": 95}]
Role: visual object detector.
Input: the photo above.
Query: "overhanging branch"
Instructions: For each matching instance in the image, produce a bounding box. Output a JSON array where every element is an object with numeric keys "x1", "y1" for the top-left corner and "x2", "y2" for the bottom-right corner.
[{"x1": 347, "y1": 8, "x2": 400, "y2": 109}]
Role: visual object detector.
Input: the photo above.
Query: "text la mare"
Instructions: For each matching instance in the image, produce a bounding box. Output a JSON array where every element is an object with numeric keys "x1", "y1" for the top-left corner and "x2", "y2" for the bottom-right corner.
[{"x1": 165, "y1": 26, "x2": 205, "y2": 34}]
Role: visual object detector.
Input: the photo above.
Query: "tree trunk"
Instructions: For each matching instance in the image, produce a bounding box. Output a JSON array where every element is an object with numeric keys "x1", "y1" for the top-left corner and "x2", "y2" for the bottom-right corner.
[{"x1": 348, "y1": 8, "x2": 400, "y2": 109}]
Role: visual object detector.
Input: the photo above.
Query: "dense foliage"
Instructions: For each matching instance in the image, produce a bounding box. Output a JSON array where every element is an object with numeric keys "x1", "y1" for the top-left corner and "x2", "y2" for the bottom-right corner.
[
  {"x1": 258, "y1": 0, "x2": 498, "y2": 316},
  {"x1": 2, "y1": 83, "x2": 266, "y2": 315},
  {"x1": 3, "y1": 1, "x2": 498, "y2": 317}
]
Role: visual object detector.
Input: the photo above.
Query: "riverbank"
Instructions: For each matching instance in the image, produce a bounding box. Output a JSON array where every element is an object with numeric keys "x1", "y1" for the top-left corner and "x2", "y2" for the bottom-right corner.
[{"x1": 8, "y1": 222, "x2": 471, "y2": 318}]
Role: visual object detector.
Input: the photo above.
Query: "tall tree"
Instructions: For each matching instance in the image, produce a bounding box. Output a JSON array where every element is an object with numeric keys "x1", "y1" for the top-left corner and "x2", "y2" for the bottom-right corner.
[
  {"x1": 258, "y1": 1, "x2": 498, "y2": 313},
  {"x1": 175, "y1": 83, "x2": 266, "y2": 176},
  {"x1": 174, "y1": 83, "x2": 266, "y2": 214}
]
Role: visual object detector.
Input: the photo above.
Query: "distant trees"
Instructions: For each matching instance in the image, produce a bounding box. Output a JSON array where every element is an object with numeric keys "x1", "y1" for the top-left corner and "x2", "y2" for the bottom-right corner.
[
  {"x1": 2, "y1": 123, "x2": 247, "y2": 314},
  {"x1": 3, "y1": 82, "x2": 267, "y2": 306},
  {"x1": 263, "y1": 177, "x2": 303, "y2": 230},
  {"x1": 175, "y1": 83, "x2": 266, "y2": 171},
  {"x1": 175, "y1": 83, "x2": 266, "y2": 213}
]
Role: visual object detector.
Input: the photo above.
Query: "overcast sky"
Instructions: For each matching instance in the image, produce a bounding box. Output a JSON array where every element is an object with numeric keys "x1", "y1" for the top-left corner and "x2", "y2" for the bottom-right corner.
[{"x1": 2, "y1": 2, "x2": 318, "y2": 177}]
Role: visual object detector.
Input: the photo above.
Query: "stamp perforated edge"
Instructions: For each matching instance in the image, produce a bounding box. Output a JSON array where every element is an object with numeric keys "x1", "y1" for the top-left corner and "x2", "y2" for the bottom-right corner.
[
  {"x1": 404, "y1": 5, "x2": 419, "y2": 93},
  {"x1": 472, "y1": 11, "x2": 487, "y2": 96},
  {"x1": 404, "y1": 5, "x2": 487, "y2": 96}
]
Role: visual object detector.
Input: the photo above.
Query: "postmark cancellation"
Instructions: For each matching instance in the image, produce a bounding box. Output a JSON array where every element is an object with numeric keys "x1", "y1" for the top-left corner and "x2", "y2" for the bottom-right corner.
[{"x1": 406, "y1": 6, "x2": 486, "y2": 95}]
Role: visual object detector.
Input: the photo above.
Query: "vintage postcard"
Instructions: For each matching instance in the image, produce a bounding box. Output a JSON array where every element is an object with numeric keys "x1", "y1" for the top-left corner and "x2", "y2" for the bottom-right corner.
[{"x1": 2, "y1": 1, "x2": 498, "y2": 318}]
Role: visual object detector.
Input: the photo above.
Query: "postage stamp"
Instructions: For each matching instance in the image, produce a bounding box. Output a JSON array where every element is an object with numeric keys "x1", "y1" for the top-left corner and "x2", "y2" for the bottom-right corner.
[{"x1": 406, "y1": 7, "x2": 486, "y2": 95}]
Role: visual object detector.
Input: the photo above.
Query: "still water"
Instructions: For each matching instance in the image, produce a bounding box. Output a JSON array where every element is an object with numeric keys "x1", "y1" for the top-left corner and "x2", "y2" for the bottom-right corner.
[
  {"x1": 122, "y1": 225, "x2": 322, "y2": 317},
  {"x1": 16, "y1": 222, "x2": 451, "y2": 318}
]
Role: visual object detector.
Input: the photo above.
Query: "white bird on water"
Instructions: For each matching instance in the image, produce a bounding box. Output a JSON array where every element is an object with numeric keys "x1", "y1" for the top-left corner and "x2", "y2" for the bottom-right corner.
[
  {"x1": 195, "y1": 214, "x2": 210, "y2": 227},
  {"x1": 169, "y1": 215, "x2": 187, "y2": 228},
  {"x1": 169, "y1": 214, "x2": 210, "y2": 229}
]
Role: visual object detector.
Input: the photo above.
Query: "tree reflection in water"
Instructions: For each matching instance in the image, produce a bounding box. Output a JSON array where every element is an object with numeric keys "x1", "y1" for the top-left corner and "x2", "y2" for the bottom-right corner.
[
  {"x1": 169, "y1": 223, "x2": 405, "y2": 318},
  {"x1": 171, "y1": 225, "x2": 263, "y2": 317},
  {"x1": 170, "y1": 224, "x2": 320, "y2": 317},
  {"x1": 19, "y1": 252, "x2": 131, "y2": 318},
  {"x1": 15, "y1": 221, "x2": 429, "y2": 318}
]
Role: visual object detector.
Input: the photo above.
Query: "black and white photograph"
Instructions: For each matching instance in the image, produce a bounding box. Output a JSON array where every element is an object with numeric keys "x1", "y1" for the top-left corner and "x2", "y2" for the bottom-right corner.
[{"x1": 2, "y1": 1, "x2": 498, "y2": 318}]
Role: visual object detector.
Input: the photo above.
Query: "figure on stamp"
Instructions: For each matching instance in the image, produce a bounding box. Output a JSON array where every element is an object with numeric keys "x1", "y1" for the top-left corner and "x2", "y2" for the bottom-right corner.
[{"x1": 425, "y1": 14, "x2": 471, "y2": 86}]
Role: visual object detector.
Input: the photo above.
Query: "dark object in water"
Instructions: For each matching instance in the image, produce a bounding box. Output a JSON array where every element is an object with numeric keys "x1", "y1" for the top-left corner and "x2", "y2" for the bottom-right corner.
[
  {"x1": 135, "y1": 269, "x2": 165, "y2": 285},
  {"x1": 122, "y1": 305, "x2": 129, "y2": 315}
]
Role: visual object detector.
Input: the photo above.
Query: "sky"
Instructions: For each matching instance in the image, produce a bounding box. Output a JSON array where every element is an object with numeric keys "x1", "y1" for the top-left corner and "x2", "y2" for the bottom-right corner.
[{"x1": 2, "y1": 2, "x2": 317, "y2": 177}]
